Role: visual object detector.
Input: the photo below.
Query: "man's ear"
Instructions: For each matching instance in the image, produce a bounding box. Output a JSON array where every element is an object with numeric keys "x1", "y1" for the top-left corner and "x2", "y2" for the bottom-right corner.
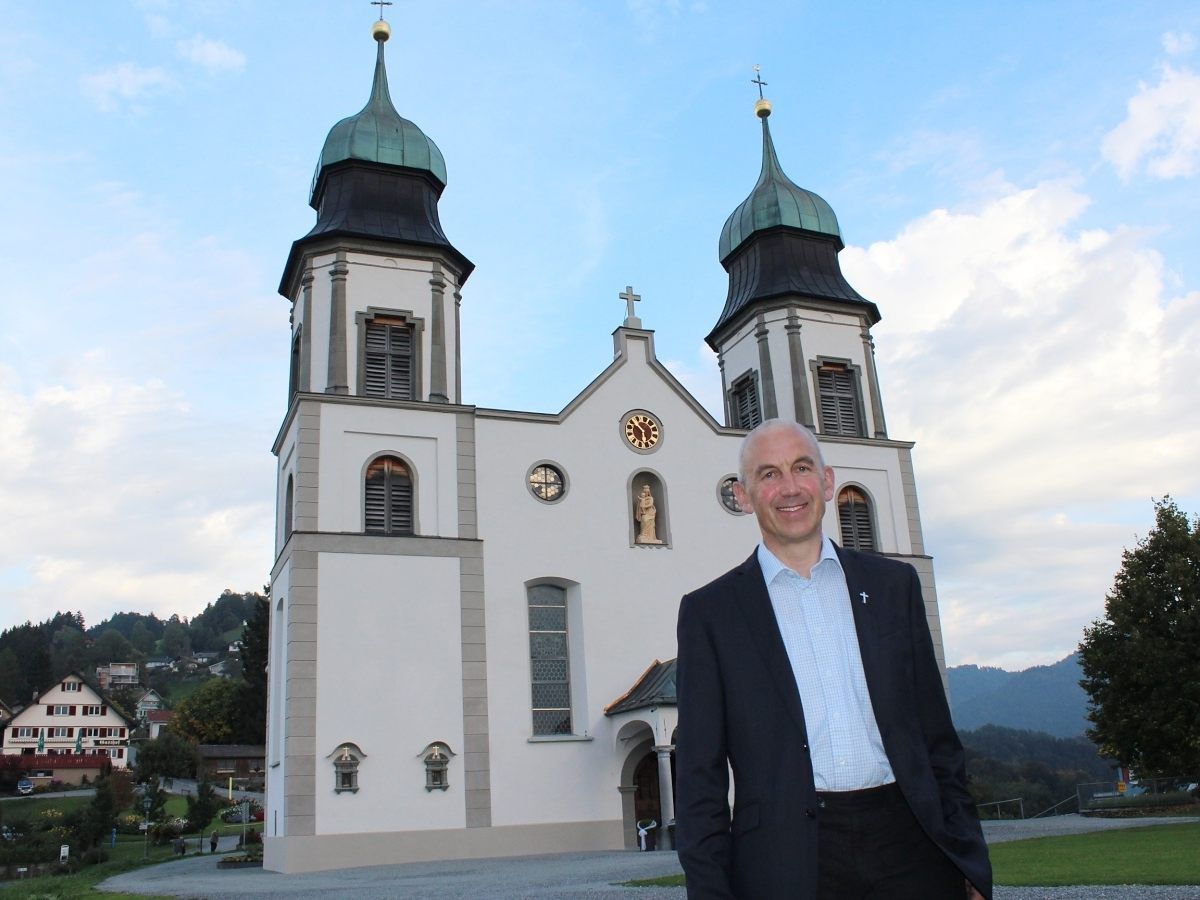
[{"x1": 822, "y1": 466, "x2": 835, "y2": 502}]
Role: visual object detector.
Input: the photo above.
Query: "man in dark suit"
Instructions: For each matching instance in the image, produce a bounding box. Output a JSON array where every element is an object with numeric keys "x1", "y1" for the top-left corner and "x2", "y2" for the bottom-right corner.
[{"x1": 675, "y1": 419, "x2": 990, "y2": 899}]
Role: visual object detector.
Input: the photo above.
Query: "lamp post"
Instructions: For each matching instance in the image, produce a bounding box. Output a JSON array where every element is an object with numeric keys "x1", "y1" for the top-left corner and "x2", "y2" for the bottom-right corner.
[{"x1": 142, "y1": 795, "x2": 152, "y2": 860}]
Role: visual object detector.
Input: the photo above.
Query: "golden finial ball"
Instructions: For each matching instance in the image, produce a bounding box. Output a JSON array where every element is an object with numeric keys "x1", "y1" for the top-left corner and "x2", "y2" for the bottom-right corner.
[
  {"x1": 755, "y1": 98, "x2": 772, "y2": 119},
  {"x1": 372, "y1": 20, "x2": 392, "y2": 42}
]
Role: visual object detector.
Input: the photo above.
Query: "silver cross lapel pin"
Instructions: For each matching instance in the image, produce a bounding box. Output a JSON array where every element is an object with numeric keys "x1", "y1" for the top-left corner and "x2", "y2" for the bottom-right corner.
[{"x1": 859, "y1": 591, "x2": 869, "y2": 605}]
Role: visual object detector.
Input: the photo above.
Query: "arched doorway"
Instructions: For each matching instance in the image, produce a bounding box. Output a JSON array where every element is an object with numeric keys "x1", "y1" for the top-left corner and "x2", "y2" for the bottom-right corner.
[
  {"x1": 628, "y1": 745, "x2": 676, "y2": 850},
  {"x1": 633, "y1": 750, "x2": 661, "y2": 832}
]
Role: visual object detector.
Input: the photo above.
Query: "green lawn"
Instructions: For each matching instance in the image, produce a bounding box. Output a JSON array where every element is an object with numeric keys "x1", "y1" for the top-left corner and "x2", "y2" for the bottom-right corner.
[
  {"x1": 991, "y1": 822, "x2": 1200, "y2": 886},
  {"x1": 624, "y1": 822, "x2": 1200, "y2": 889}
]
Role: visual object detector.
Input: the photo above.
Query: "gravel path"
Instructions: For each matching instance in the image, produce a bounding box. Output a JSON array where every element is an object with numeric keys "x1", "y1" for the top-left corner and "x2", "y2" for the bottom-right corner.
[{"x1": 96, "y1": 815, "x2": 1200, "y2": 899}]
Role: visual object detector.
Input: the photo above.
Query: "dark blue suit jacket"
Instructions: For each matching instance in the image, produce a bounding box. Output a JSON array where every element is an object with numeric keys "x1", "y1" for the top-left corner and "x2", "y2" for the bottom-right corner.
[{"x1": 675, "y1": 545, "x2": 992, "y2": 899}]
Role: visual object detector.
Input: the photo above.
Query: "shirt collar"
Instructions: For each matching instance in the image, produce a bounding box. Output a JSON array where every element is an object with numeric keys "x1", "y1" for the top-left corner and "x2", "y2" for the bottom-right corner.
[{"x1": 757, "y1": 536, "x2": 842, "y2": 584}]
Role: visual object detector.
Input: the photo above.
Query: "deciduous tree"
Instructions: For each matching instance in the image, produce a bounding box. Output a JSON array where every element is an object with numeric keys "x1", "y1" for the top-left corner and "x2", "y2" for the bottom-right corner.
[
  {"x1": 1079, "y1": 497, "x2": 1200, "y2": 776},
  {"x1": 170, "y1": 678, "x2": 241, "y2": 745}
]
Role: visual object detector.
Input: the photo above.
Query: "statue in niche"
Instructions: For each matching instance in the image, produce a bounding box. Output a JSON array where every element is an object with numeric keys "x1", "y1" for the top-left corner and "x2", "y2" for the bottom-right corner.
[{"x1": 634, "y1": 484, "x2": 663, "y2": 545}]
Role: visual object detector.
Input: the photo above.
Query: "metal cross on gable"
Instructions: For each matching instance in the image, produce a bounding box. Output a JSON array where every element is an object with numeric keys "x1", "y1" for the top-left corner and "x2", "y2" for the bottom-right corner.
[
  {"x1": 752, "y1": 64, "x2": 768, "y2": 99},
  {"x1": 371, "y1": 0, "x2": 393, "y2": 20},
  {"x1": 619, "y1": 285, "x2": 642, "y2": 323}
]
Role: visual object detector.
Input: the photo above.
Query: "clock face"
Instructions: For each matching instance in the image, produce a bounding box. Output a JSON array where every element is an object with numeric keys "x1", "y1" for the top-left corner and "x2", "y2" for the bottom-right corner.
[{"x1": 623, "y1": 413, "x2": 661, "y2": 450}]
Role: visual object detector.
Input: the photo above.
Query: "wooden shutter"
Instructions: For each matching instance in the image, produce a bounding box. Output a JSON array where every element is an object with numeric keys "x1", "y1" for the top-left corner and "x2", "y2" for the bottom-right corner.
[
  {"x1": 818, "y1": 366, "x2": 862, "y2": 436},
  {"x1": 838, "y1": 487, "x2": 875, "y2": 552},
  {"x1": 733, "y1": 378, "x2": 762, "y2": 429},
  {"x1": 365, "y1": 457, "x2": 412, "y2": 534},
  {"x1": 364, "y1": 321, "x2": 414, "y2": 400}
]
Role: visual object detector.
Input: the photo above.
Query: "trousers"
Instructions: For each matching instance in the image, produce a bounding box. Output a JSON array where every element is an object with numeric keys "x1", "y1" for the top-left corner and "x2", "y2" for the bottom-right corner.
[{"x1": 815, "y1": 782, "x2": 965, "y2": 899}]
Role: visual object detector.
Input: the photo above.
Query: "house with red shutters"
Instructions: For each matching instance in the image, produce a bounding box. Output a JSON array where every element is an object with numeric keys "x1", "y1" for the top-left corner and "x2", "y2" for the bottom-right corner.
[{"x1": 0, "y1": 672, "x2": 132, "y2": 785}]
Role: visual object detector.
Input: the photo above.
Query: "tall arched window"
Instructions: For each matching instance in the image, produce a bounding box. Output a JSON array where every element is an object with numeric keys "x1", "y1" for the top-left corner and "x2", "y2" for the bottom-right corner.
[
  {"x1": 284, "y1": 474, "x2": 294, "y2": 540},
  {"x1": 838, "y1": 486, "x2": 876, "y2": 552},
  {"x1": 528, "y1": 584, "x2": 571, "y2": 736},
  {"x1": 364, "y1": 456, "x2": 413, "y2": 535}
]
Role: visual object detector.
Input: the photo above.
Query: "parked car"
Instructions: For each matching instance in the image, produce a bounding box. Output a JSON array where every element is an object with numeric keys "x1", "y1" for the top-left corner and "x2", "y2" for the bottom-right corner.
[{"x1": 16, "y1": 778, "x2": 34, "y2": 796}]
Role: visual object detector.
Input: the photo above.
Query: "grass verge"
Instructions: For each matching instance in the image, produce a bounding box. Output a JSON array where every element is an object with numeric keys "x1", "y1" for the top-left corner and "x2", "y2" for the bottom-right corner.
[
  {"x1": 620, "y1": 822, "x2": 1200, "y2": 890},
  {"x1": 991, "y1": 822, "x2": 1200, "y2": 886}
]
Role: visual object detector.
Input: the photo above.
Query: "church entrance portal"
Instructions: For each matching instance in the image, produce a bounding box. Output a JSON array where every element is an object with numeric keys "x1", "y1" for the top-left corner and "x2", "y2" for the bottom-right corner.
[{"x1": 631, "y1": 748, "x2": 675, "y2": 850}]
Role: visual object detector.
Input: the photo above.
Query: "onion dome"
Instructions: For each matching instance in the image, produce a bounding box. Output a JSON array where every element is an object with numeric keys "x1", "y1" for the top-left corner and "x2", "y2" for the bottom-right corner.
[
  {"x1": 310, "y1": 18, "x2": 447, "y2": 201},
  {"x1": 719, "y1": 99, "x2": 841, "y2": 262},
  {"x1": 281, "y1": 19, "x2": 472, "y2": 295},
  {"x1": 707, "y1": 97, "x2": 876, "y2": 347}
]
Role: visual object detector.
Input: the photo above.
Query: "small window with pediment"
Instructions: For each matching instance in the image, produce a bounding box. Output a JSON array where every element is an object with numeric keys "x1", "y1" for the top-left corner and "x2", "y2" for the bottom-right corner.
[
  {"x1": 328, "y1": 742, "x2": 366, "y2": 794},
  {"x1": 420, "y1": 742, "x2": 455, "y2": 791}
]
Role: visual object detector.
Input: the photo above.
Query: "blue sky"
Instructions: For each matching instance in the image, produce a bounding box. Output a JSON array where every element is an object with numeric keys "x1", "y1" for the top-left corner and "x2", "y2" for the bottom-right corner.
[{"x1": 1, "y1": 1, "x2": 1198, "y2": 670}]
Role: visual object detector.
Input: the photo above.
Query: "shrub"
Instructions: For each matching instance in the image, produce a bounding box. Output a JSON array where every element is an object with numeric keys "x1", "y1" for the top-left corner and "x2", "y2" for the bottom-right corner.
[{"x1": 80, "y1": 846, "x2": 110, "y2": 866}]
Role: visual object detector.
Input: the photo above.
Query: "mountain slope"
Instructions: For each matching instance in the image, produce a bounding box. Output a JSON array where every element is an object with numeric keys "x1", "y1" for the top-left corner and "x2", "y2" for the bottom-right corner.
[{"x1": 948, "y1": 653, "x2": 1089, "y2": 738}]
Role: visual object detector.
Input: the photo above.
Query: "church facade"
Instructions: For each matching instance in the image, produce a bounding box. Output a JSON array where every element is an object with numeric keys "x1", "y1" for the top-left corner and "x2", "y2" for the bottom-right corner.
[{"x1": 264, "y1": 19, "x2": 944, "y2": 874}]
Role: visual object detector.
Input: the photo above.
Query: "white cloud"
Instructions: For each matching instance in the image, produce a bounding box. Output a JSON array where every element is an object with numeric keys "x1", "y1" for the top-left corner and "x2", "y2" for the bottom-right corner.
[
  {"x1": 1102, "y1": 63, "x2": 1200, "y2": 179},
  {"x1": 79, "y1": 62, "x2": 172, "y2": 112},
  {"x1": 842, "y1": 179, "x2": 1200, "y2": 667},
  {"x1": 176, "y1": 35, "x2": 246, "y2": 75},
  {"x1": 0, "y1": 364, "x2": 274, "y2": 631},
  {"x1": 1162, "y1": 31, "x2": 1196, "y2": 57}
]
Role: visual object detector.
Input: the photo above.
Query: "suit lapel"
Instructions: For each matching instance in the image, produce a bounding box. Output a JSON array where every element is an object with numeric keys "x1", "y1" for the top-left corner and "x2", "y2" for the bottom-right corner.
[
  {"x1": 732, "y1": 551, "x2": 810, "y2": 737},
  {"x1": 837, "y1": 544, "x2": 891, "y2": 727}
]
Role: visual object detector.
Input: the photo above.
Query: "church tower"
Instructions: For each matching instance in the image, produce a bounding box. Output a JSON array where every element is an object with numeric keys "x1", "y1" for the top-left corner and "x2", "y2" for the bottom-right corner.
[
  {"x1": 279, "y1": 18, "x2": 473, "y2": 404},
  {"x1": 709, "y1": 88, "x2": 946, "y2": 672},
  {"x1": 266, "y1": 19, "x2": 486, "y2": 872},
  {"x1": 709, "y1": 94, "x2": 886, "y2": 442}
]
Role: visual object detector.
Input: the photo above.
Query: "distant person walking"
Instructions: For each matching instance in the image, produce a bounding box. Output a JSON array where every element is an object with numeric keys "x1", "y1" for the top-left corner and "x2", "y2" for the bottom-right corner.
[{"x1": 210, "y1": 830, "x2": 219, "y2": 854}]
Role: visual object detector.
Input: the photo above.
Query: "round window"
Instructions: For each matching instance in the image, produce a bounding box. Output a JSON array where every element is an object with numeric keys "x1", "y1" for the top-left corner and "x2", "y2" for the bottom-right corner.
[
  {"x1": 719, "y1": 475, "x2": 743, "y2": 515},
  {"x1": 528, "y1": 464, "x2": 566, "y2": 502}
]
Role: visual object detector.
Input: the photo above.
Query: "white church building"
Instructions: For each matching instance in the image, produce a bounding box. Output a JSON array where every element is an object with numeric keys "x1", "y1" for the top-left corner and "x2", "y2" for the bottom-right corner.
[{"x1": 264, "y1": 19, "x2": 945, "y2": 874}]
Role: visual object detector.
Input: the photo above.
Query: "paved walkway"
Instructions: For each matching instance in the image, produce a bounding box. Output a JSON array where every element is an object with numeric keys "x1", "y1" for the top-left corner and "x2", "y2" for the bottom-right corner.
[{"x1": 98, "y1": 816, "x2": 1200, "y2": 899}]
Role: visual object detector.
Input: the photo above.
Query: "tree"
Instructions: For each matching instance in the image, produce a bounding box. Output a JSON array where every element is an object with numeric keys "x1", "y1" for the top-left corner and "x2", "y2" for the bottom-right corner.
[
  {"x1": 50, "y1": 625, "x2": 89, "y2": 678},
  {"x1": 1079, "y1": 497, "x2": 1200, "y2": 777},
  {"x1": 136, "y1": 731, "x2": 198, "y2": 782},
  {"x1": 130, "y1": 620, "x2": 156, "y2": 655},
  {"x1": 162, "y1": 617, "x2": 191, "y2": 658},
  {"x1": 186, "y1": 774, "x2": 221, "y2": 839},
  {"x1": 235, "y1": 591, "x2": 269, "y2": 744},
  {"x1": 0, "y1": 648, "x2": 22, "y2": 706},
  {"x1": 90, "y1": 628, "x2": 138, "y2": 669},
  {"x1": 170, "y1": 678, "x2": 241, "y2": 745}
]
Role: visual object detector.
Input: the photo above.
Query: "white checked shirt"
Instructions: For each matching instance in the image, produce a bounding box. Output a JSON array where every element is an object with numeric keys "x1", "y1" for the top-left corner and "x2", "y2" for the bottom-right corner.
[{"x1": 758, "y1": 539, "x2": 895, "y2": 791}]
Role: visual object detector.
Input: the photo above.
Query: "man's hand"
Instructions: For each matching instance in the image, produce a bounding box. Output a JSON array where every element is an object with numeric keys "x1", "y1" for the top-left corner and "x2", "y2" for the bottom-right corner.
[{"x1": 966, "y1": 881, "x2": 985, "y2": 900}]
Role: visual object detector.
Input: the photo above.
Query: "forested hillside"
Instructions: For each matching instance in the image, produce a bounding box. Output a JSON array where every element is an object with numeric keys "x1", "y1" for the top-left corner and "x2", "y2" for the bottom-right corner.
[
  {"x1": 948, "y1": 653, "x2": 1089, "y2": 738},
  {"x1": 0, "y1": 589, "x2": 265, "y2": 707}
]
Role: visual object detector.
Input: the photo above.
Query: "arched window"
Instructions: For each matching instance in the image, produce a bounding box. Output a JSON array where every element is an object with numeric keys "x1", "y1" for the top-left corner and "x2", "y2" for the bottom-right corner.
[
  {"x1": 528, "y1": 584, "x2": 571, "y2": 736},
  {"x1": 838, "y1": 486, "x2": 875, "y2": 552},
  {"x1": 364, "y1": 456, "x2": 413, "y2": 535},
  {"x1": 284, "y1": 474, "x2": 294, "y2": 540}
]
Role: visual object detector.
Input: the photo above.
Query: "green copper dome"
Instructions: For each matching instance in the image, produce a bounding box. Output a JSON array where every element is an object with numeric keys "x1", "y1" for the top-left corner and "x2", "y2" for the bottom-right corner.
[
  {"x1": 312, "y1": 27, "x2": 446, "y2": 200},
  {"x1": 718, "y1": 110, "x2": 841, "y2": 261}
]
